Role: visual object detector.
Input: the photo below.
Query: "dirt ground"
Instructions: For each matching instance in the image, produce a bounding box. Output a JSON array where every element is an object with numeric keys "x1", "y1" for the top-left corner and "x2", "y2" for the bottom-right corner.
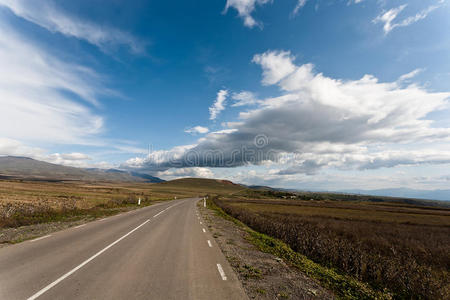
[
  {"x1": 0, "y1": 219, "x2": 89, "y2": 247},
  {"x1": 199, "y1": 203, "x2": 334, "y2": 300}
]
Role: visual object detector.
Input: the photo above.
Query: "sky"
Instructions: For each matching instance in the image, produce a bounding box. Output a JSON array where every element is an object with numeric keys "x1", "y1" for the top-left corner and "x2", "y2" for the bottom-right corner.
[{"x1": 0, "y1": 0, "x2": 450, "y2": 191}]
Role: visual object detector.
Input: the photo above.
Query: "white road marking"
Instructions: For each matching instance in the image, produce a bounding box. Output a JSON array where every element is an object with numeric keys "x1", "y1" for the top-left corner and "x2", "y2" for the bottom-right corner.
[
  {"x1": 74, "y1": 224, "x2": 86, "y2": 229},
  {"x1": 202, "y1": 228, "x2": 206, "y2": 233},
  {"x1": 153, "y1": 210, "x2": 164, "y2": 218},
  {"x1": 200, "y1": 221, "x2": 202, "y2": 224},
  {"x1": 27, "y1": 202, "x2": 183, "y2": 300},
  {"x1": 30, "y1": 235, "x2": 51, "y2": 242},
  {"x1": 216, "y1": 264, "x2": 227, "y2": 280},
  {"x1": 207, "y1": 240, "x2": 212, "y2": 247},
  {"x1": 98, "y1": 218, "x2": 106, "y2": 222},
  {"x1": 27, "y1": 218, "x2": 152, "y2": 300}
]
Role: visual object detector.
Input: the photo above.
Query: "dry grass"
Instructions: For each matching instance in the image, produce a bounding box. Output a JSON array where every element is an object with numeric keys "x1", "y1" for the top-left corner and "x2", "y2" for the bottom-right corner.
[
  {"x1": 0, "y1": 180, "x2": 170, "y2": 228},
  {"x1": 215, "y1": 198, "x2": 450, "y2": 299},
  {"x1": 0, "y1": 178, "x2": 245, "y2": 229}
]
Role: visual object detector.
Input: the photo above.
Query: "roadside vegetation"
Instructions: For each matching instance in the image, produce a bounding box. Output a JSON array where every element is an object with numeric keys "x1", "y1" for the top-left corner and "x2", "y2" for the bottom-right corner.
[
  {"x1": 211, "y1": 194, "x2": 450, "y2": 299},
  {"x1": 0, "y1": 178, "x2": 244, "y2": 231}
]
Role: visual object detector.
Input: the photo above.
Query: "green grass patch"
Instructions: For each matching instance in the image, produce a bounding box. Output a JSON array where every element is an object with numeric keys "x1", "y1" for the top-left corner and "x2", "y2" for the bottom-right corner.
[{"x1": 205, "y1": 197, "x2": 392, "y2": 300}]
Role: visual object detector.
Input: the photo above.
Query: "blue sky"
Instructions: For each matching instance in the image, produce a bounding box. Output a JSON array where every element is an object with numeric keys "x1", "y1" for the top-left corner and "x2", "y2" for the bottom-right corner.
[{"x1": 1, "y1": 0, "x2": 450, "y2": 191}]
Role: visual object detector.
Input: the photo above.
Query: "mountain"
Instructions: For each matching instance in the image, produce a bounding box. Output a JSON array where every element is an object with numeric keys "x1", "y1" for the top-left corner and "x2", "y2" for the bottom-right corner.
[{"x1": 0, "y1": 156, "x2": 163, "y2": 182}]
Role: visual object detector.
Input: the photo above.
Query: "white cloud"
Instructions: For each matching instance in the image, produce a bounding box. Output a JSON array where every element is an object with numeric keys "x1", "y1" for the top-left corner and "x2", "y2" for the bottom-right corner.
[
  {"x1": 252, "y1": 50, "x2": 297, "y2": 85},
  {"x1": 209, "y1": 90, "x2": 228, "y2": 120},
  {"x1": 373, "y1": 5, "x2": 407, "y2": 34},
  {"x1": 0, "y1": 0, "x2": 144, "y2": 54},
  {"x1": 0, "y1": 138, "x2": 45, "y2": 159},
  {"x1": 185, "y1": 126, "x2": 210, "y2": 134},
  {"x1": 157, "y1": 167, "x2": 213, "y2": 179},
  {"x1": 292, "y1": 0, "x2": 308, "y2": 16},
  {"x1": 0, "y1": 20, "x2": 105, "y2": 145},
  {"x1": 374, "y1": 2, "x2": 444, "y2": 34},
  {"x1": 224, "y1": 0, "x2": 271, "y2": 28},
  {"x1": 231, "y1": 91, "x2": 259, "y2": 106},
  {"x1": 398, "y1": 68, "x2": 424, "y2": 82},
  {"x1": 123, "y1": 49, "x2": 450, "y2": 177},
  {"x1": 0, "y1": 138, "x2": 108, "y2": 168}
]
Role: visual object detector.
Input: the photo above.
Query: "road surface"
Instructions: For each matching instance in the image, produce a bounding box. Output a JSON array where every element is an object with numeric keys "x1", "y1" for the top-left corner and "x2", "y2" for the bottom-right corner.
[{"x1": 0, "y1": 198, "x2": 248, "y2": 299}]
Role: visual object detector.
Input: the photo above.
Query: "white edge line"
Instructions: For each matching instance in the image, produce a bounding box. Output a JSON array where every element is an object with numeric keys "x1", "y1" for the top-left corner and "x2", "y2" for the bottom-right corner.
[
  {"x1": 30, "y1": 235, "x2": 51, "y2": 242},
  {"x1": 216, "y1": 264, "x2": 227, "y2": 280},
  {"x1": 207, "y1": 240, "x2": 212, "y2": 247},
  {"x1": 27, "y1": 218, "x2": 151, "y2": 300},
  {"x1": 200, "y1": 222, "x2": 202, "y2": 224},
  {"x1": 202, "y1": 228, "x2": 206, "y2": 233},
  {"x1": 74, "y1": 224, "x2": 86, "y2": 229},
  {"x1": 27, "y1": 201, "x2": 183, "y2": 300}
]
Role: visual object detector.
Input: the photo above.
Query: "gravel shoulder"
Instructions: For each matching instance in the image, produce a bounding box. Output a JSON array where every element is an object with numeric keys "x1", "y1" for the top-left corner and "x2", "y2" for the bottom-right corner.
[{"x1": 199, "y1": 202, "x2": 334, "y2": 300}]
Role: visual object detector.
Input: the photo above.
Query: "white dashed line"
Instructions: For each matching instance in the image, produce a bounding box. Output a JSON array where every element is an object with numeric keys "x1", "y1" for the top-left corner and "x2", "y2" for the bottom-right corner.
[
  {"x1": 200, "y1": 221, "x2": 202, "y2": 224},
  {"x1": 153, "y1": 210, "x2": 164, "y2": 218},
  {"x1": 74, "y1": 224, "x2": 86, "y2": 229},
  {"x1": 202, "y1": 228, "x2": 206, "y2": 233},
  {"x1": 216, "y1": 264, "x2": 227, "y2": 280},
  {"x1": 207, "y1": 240, "x2": 212, "y2": 247},
  {"x1": 27, "y1": 219, "x2": 152, "y2": 300},
  {"x1": 30, "y1": 235, "x2": 51, "y2": 242}
]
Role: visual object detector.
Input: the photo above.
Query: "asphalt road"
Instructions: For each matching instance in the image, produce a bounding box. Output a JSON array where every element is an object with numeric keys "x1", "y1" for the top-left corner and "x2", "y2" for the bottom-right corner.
[{"x1": 0, "y1": 198, "x2": 248, "y2": 299}]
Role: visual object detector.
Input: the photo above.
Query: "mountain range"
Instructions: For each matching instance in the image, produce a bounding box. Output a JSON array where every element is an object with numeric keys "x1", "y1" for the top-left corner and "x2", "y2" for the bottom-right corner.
[{"x1": 0, "y1": 156, "x2": 163, "y2": 183}]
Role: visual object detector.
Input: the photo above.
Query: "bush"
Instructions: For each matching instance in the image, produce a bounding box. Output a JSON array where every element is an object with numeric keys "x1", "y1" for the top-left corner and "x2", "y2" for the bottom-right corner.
[{"x1": 215, "y1": 199, "x2": 449, "y2": 299}]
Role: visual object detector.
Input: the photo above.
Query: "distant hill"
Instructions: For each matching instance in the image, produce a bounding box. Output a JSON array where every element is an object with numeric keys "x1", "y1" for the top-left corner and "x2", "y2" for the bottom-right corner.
[
  {"x1": 340, "y1": 188, "x2": 450, "y2": 202},
  {"x1": 0, "y1": 156, "x2": 164, "y2": 182},
  {"x1": 151, "y1": 178, "x2": 246, "y2": 196}
]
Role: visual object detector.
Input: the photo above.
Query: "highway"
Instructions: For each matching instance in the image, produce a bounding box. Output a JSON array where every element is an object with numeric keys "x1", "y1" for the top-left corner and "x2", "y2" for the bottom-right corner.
[{"x1": 0, "y1": 198, "x2": 248, "y2": 299}]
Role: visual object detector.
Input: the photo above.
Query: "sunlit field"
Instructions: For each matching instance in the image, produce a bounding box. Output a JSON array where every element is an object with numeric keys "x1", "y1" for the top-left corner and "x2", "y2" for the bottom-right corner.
[{"x1": 214, "y1": 196, "x2": 450, "y2": 298}]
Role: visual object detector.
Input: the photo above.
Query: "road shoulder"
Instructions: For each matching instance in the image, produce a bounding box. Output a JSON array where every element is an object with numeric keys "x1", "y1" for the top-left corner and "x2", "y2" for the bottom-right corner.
[{"x1": 199, "y1": 201, "x2": 334, "y2": 300}]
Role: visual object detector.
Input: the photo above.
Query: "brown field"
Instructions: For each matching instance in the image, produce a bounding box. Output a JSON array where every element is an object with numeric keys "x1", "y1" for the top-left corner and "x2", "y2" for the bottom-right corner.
[
  {"x1": 0, "y1": 178, "x2": 244, "y2": 228},
  {"x1": 214, "y1": 197, "x2": 450, "y2": 299}
]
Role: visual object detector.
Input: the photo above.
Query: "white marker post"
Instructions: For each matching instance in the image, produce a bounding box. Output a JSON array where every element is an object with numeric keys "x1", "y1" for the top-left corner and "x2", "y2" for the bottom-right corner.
[{"x1": 138, "y1": 197, "x2": 141, "y2": 206}]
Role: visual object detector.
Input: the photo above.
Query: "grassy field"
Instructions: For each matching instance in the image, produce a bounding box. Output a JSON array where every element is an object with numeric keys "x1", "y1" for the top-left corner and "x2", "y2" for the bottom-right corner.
[
  {"x1": 0, "y1": 178, "x2": 245, "y2": 228},
  {"x1": 213, "y1": 196, "x2": 450, "y2": 299}
]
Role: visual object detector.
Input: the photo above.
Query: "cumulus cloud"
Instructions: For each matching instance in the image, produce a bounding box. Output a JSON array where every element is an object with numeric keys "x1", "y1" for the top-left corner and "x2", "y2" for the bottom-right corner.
[
  {"x1": 252, "y1": 50, "x2": 297, "y2": 85},
  {"x1": 0, "y1": 0, "x2": 144, "y2": 54},
  {"x1": 224, "y1": 0, "x2": 271, "y2": 28},
  {"x1": 374, "y1": 2, "x2": 444, "y2": 34},
  {"x1": 123, "y1": 49, "x2": 450, "y2": 175},
  {"x1": 209, "y1": 90, "x2": 228, "y2": 120},
  {"x1": 157, "y1": 167, "x2": 213, "y2": 180},
  {"x1": 185, "y1": 126, "x2": 210, "y2": 135}
]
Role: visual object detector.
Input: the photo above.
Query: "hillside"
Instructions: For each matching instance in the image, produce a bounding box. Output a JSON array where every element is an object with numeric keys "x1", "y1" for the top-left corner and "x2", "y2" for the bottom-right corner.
[
  {"x1": 150, "y1": 178, "x2": 246, "y2": 197},
  {"x1": 0, "y1": 156, "x2": 163, "y2": 182}
]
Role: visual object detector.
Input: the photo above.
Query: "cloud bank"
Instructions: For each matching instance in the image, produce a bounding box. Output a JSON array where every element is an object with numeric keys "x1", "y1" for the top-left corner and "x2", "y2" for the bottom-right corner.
[{"x1": 123, "y1": 50, "x2": 450, "y2": 175}]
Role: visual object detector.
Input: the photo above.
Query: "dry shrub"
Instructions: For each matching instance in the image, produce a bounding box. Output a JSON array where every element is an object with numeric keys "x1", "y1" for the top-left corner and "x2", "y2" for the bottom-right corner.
[{"x1": 215, "y1": 199, "x2": 450, "y2": 299}]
